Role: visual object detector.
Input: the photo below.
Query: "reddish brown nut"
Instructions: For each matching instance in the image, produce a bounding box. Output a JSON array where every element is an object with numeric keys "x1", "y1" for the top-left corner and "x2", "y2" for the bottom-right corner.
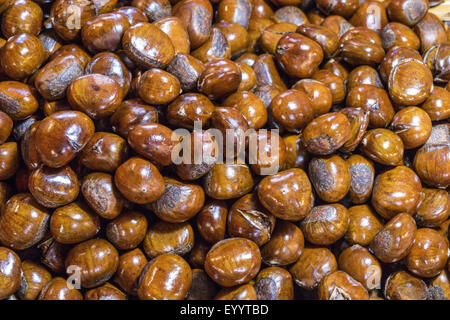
[
  {"x1": 34, "y1": 111, "x2": 95, "y2": 168},
  {"x1": 315, "y1": 0, "x2": 358, "y2": 18},
  {"x1": 168, "y1": 94, "x2": 215, "y2": 129},
  {"x1": 227, "y1": 193, "x2": 276, "y2": 246},
  {"x1": 300, "y1": 203, "x2": 350, "y2": 246},
  {"x1": 296, "y1": 24, "x2": 338, "y2": 59},
  {"x1": 371, "y1": 166, "x2": 423, "y2": 219},
  {"x1": 204, "y1": 163, "x2": 254, "y2": 200},
  {"x1": 196, "y1": 200, "x2": 228, "y2": 244},
  {"x1": 258, "y1": 168, "x2": 313, "y2": 221},
  {"x1": 406, "y1": 228, "x2": 448, "y2": 278},
  {"x1": 112, "y1": 6, "x2": 148, "y2": 25},
  {"x1": 151, "y1": 178, "x2": 205, "y2": 223},
  {"x1": 39, "y1": 238, "x2": 70, "y2": 274},
  {"x1": 110, "y1": 99, "x2": 158, "y2": 138},
  {"x1": 237, "y1": 62, "x2": 257, "y2": 91},
  {"x1": 132, "y1": 0, "x2": 171, "y2": 22},
  {"x1": 0, "y1": 142, "x2": 19, "y2": 180},
  {"x1": 85, "y1": 283, "x2": 127, "y2": 300},
  {"x1": 346, "y1": 85, "x2": 394, "y2": 128},
  {"x1": 189, "y1": 239, "x2": 210, "y2": 269},
  {"x1": 143, "y1": 220, "x2": 194, "y2": 259},
  {"x1": 154, "y1": 17, "x2": 190, "y2": 55},
  {"x1": 223, "y1": 91, "x2": 268, "y2": 130},
  {"x1": 413, "y1": 124, "x2": 450, "y2": 189},
  {"x1": 0, "y1": 247, "x2": 21, "y2": 300},
  {"x1": 414, "y1": 12, "x2": 446, "y2": 53},
  {"x1": 428, "y1": 270, "x2": 450, "y2": 300},
  {"x1": 38, "y1": 277, "x2": 83, "y2": 300},
  {"x1": 269, "y1": 89, "x2": 314, "y2": 133},
  {"x1": 82, "y1": 172, "x2": 124, "y2": 220},
  {"x1": 345, "y1": 205, "x2": 383, "y2": 246},
  {"x1": 390, "y1": 107, "x2": 432, "y2": 149},
  {"x1": 114, "y1": 157, "x2": 165, "y2": 204},
  {"x1": 312, "y1": 69, "x2": 346, "y2": 104},
  {"x1": 275, "y1": 33, "x2": 323, "y2": 79},
  {"x1": 65, "y1": 239, "x2": 119, "y2": 288},
  {"x1": 128, "y1": 123, "x2": 177, "y2": 167},
  {"x1": 388, "y1": 59, "x2": 433, "y2": 106},
  {"x1": 261, "y1": 221, "x2": 304, "y2": 266},
  {"x1": 292, "y1": 79, "x2": 333, "y2": 117},
  {"x1": 80, "y1": 132, "x2": 128, "y2": 173},
  {"x1": 198, "y1": 59, "x2": 241, "y2": 100},
  {"x1": 205, "y1": 238, "x2": 261, "y2": 287},
  {"x1": 349, "y1": 1, "x2": 388, "y2": 33},
  {"x1": 67, "y1": 74, "x2": 122, "y2": 119},
  {"x1": 346, "y1": 66, "x2": 383, "y2": 93},
  {"x1": 191, "y1": 28, "x2": 231, "y2": 63},
  {"x1": 34, "y1": 54, "x2": 86, "y2": 101},
  {"x1": 114, "y1": 249, "x2": 148, "y2": 296},
  {"x1": 308, "y1": 155, "x2": 350, "y2": 203},
  {"x1": 338, "y1": 108, "x2": 369, "y2": 154},
  {"x1": 137, "y1": 254, "x2": 192, "y2": 300},
  {"x1": 249, "y1": 130, "x2": 286, "y2": 175},
  {"x1": 255, "y1": 267, "x2": 294, "y2": 300},
  {"x1": 421, "y1": 86, "x2": 450, "y2": 121},
  {"x1": 360, "y1": 129, "x2": 404, "y2": 166},
  {"x1": 318, "y1": 271, "x2": 369, "y2": 300},
  {"x1": 346, "y1": 155, "x2": 375, "y2": 204},
  {"x1": 338, "y1": 245, "x2": 382, "y2": 290},
  {"x1": 29, "y1": 166, "x2": 79, "y2": 208},
  {"x1": 215, "y1": 22, "x2": 249, "y2": 57},
  {"x1": 50, "y1": 202, "x2": 100, "y2": 244},
  {"x1": 215, "y1": 283, "x2": 257, "y2": 300},
  {"x1": 82, "y1": 13, "x2": 130, "y2": 53},
  {"x1": 2, "y1": 0, "x2": 42, "y2": 38},
  {"x1": 423, "y1": 43, "x2": 450, "y2": 83},
  {"x1": 17, "y1": 260, "x2": 52, "y2": 300},
  {"x1": 107, "y1": 211, "x2": 148, "y2": 250},
  {"x1": 381, "y1": 22, "x2": 420, "y2": 50},
  {"x1": 370, "y1": 213, "x2": 417, "y2": 263},
  {"x1": 415, "y1": 188, "x2": 450, "y2": 227},
  {"x1": 321, "y1": 15, "x2": 354, "y2": 38},
  {"x1": 384, "y1": 271, "x2": 428, "y2": 300},
  {"x1": 386, "y1": 0, "x2": 428, "y2": 26},
  {"x1": 137, "y1": 68, "x2": 181, "y2": 105},
  {"x1": 253, "y1": 54, "x2": 287, "y2": 91},
  {"x1": 302, "y1": 112, "x2": 351, "y2": 155},
  {"x1": 259, "y1": 22, "x2": 297, "y2": 56},
  {"x1": 122, "y1": 22, "x2": 175, "y2": 69},
  {"x1": 0, "y1": 81, "x2": 39, "y2": 121},
  {"x1": 340, "y1": 38, "x2": 385, "y2": 66}
]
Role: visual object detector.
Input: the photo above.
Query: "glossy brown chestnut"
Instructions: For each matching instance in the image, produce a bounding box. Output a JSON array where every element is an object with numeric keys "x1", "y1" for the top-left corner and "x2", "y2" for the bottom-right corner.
[
  {"x1": 308, "y1": 155, "x2": 350, "y2": 203},
  {"x1": 0, "y1": 81, "x2": 39, "y2": 121},
  {"x1": 381, "y1": 22, "x2": 420, "y2": 50},
  {"x1": 370, "y1": 213, "x2": 417, "y2": 263},
  {"x1": 349, "y1": 1, "x2": 388, "y2": 33},
  {"x1": 204, "y1": 163, "x2": 254, "y2": 200},
  {"x1": 215, "y1": 283, "x2": 257, "y2": 300},
  {"x1": 154, "y1": 17, "x2": 190, "y2": 55},
  {"x1": 406, "y1": 228, "x2": 448, "y2": 278},
  {"x1": 29, "y1": 166, "x2": 79, "y2": 208},
  {"x1": 198, "y1": 59, "x2": 241, "y2": 100},
  {"x1": 191, "y1": 27, "x2": 231, "y2": 63},
  {"x1": 223, "y1": 91, "x2": 268, "y2": 130},
  {"x1": 291, "y1": 79, "x2": 333, "y2": 117},
  {"x1": 2, "y1": 0, "x2": 43, "y2": 38},
  {"x1": 168, "y1": 93, "x2": 214, "y2": 129},
  {"x1": 196, "y1": 200, "x2": 228, "y2": 244},
  {"x1": 260, "y1": 221, "x2": 304, "y2": 266},
  {"x1": 346, "y1": 66, "x2": 383, "y2": 93},
  {"x1": 187, "y1": 269, "x2": 218, "y2": 300},
  {"x1": 65, "y1": 239, "x2": 119, "y2": 288},
  {"x1": 107, "y1": 211, "x2": 148, "y2": 250},
  {"x1": 346, "y1": 205, "x2": 383, "y2": 246},
  {"x1": 312, "y1": 69, "x2": 347, "y2": 104},
  {"x1": 289, "y1": 247, "x2": 337, "y2": 290},
  {"x1": 137, "y1": 68, "x2": 181, "y2": 105},
  {"x1": 143, "y1": 220, "x2": 194, "y2": 258},
  {"x1": 114, "y1": 157, "x2": 165, "y2": 205},
  {"x1": 281, "y1": 134, "x2": 309, "y2": 171},
  {"x1": 415, "y1": 188, "x2": 450, "y2": 227},
  {"x1": 386, "y1": 0, "x2": 428, "y2": 26},
  {"x1": 205, "y1": 238, "x2": 261, "y2": 287},
  {"x1": 0, "y1": 112, "x2": 12, "y2": 145},
  {"x1": 346, "y1": 155, "x2": 375, "y2": 204},
  {"x1": 421, "y1": 86, "x2": 450, "y2": 121},
  {"x1": 360, "y1": 129, "x2": 404, "y2": 166},
  {"x1": 371, "y1": 166, "x2": 423, "y2": 219},
  {"x1": 114, "y1": 248, "x2": 148, "y2": 295},
  {"x1": 259, "y1": 22, "x2": 297, "y2": 56},
  {"x1": 255, "y1": 267, "x2": 294, "y2": 300},
  {"x1": 415, "y1": 12, "x2": 447, "y2": 53},
  {"x1": 258, "y1": 168, "x2": 313, "y2": 221},
  {"x1": 84, "y1": 283, "x2": 127, "y2": 300},
  {"x1": 137, "y1": 254, "x2": 192, "y2": 300},
  {"x1": 81, "y1": 172, "x2": 124, "y2": 220},
  {"x1": 384, "y1": 271, "x2": 428, "y2": 300},
  {"x1": 17, "y1": 260, "x2": 52, "y2": 300},
  {"x1": 166, "y1": 53, "x2": 204, "y2": 92},
  {"x1": 253, "y1": 54, "x2": 287, "y2": 91},
  {"x1": 300, "y1": 203, "x2": 350, "y2": 246},
  {"x1": 38, "y1": 277, "x2": 83, "y2": 300},
  {"x1": 150, "y1": 177, "x2": 205, "y2": 223},
  {"x1": 0, "y1": 247, "x2": 21, "y2": 300},
  {"x1": 50, "y1": 202, "x2": 100, "y2": 244},
  {"x1": 318, "y1": 271, "x2": 369, "y2": 300},
  {"x1": 390, "y1": 106, "x2": 432, "y2": 149},
  {"x1": 0, "y1": 142, "x2": 19, "y2": 180}
]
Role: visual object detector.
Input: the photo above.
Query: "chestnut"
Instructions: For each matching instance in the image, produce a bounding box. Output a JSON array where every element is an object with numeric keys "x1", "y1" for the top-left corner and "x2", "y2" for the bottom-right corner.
[
  {"x1": 191, "y1": 28, "x2": 231, "y2": 63},
  {"x1": 0, "y1": 81, "x2": 39, "y2": 121},
  {"x1": 371, "y1": 166, "x2": 423, "y2": 219},
  {"x1": 291, "y1": 79, "x2": 333, "y2": 117},
  {"x1": 0, "y1": 142, "x2": 19, "y2": 180},
  {"x1": 114, "y1": 248, "x2": 148, "y2": 296},
  {"x1": 414, "y1": 188, "x2": 450, "y2": 227},
  {"x1": 2, "y1": 0, "x2": 43, "y2": 38},
  {"x1": 38, "y1": 277, "x2": 83, "y2": 300},
  {"x1": 253, "y1": 54, "x2": 287, "y2": 91},
  {"x1": 258, "y1": 168, "x2": 313, "y2": 221},
  {"x1": 223, "y1": 91, "x2": 268, "y2": 130},
  {"x1": 386, "y1": 0, "x2": 428, "y2": 26},
  {"x1": 187, "y1": 269, "x2": 218, "y2": 300},
  {"x1": 154, "y1": 17, "x2": 190, "y2": 55},
  {"x1": 196, "y1": 200, "x2": 228, "y2": 244},
  {"x1": 82, "y1": 172, "x2": 124, "y2": 220},
  {"x1": 390, "y1": 106, "x2": 432, "y2": 149},
  {"x1": 205, "y1": 238, "x2": 261, "y2": 287},
  {"x1": 65, "y1": 239, "x2": 119, "y2": 288},
  {"x1": 300, "y1": 203, "x2": 350, "y2": 245},
  {"x1": 302, "y1": 112, "x2": 352, "y2": 155},
  {"x1": 345, "y1": 205, "x2": 383, "y2": 246},
  {"x1": 137, "y1": 68, "x2": 181, "y2": 105},
  {"x1": 214, "y1": 284, "x2": 257, "y2": 300},
  {"x1": 143, "y1": 220, "x2": 194, "y2": 259},
  {"x1": 204, "y1": 163, "x2": 254, "y2": 200},
  {"x1": 308, "y1": 155, "x2": 350, "y2": 203},
  {"x1": 137, "y1": 254, "x2": 192, "y2": 300},
  {"x1": 255, "y1": 267, "x2": 294, "y2": 300},
  {"x1": 107, "y1": 211, "x2": 148, "y2": 250},
  {"x1": 370, "y1": 213, "x2": 417, "y2": 263},
  {"x1": 318, "y1": 271, "x2": 369, "y2": 300},
  {"x1": 421, "y1": 86, "x2": 450, "y2": 121},
  {"x1": 17, "y1": 260, "x2": 52, "y2": 300},
  {"x1": 272, "y1": 6, "x2": 309, "y2": 26},
  {"x1": 85, "y1": 283, "x2": 127, "y2": 300},
  {"x1": 259, "y1": 23, "x2": 297, "y2": 56},
  {"x1": 0, "y1": 247, "x2": 21, "y2": 300},
  {"x1": 197, "y1": 59, "x2": 241, "y2": 100},
  {"x1": 168, "y1": 93, "x2": 215, "y2": 129},
  {"x1": 281, "y1": 134, "x2": 309, "y2": 171},
  {"x1": 360, "y1": 129, "x2": 404, "y2": 166},
  {"x1": 0, "y1": 112, "x2": 12, "y2": 145},
  {"x1": 384, "y1": 271, "x2": 428, "y2": 300},
  {"x1": 381, "y1": 22, "x2": 420, "y2": 50}
]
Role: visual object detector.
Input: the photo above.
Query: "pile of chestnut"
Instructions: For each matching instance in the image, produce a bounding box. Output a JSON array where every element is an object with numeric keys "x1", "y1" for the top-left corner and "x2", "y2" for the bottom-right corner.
[{"x1": 0, "y1": 0, "x2": 448, "y2": 301}]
